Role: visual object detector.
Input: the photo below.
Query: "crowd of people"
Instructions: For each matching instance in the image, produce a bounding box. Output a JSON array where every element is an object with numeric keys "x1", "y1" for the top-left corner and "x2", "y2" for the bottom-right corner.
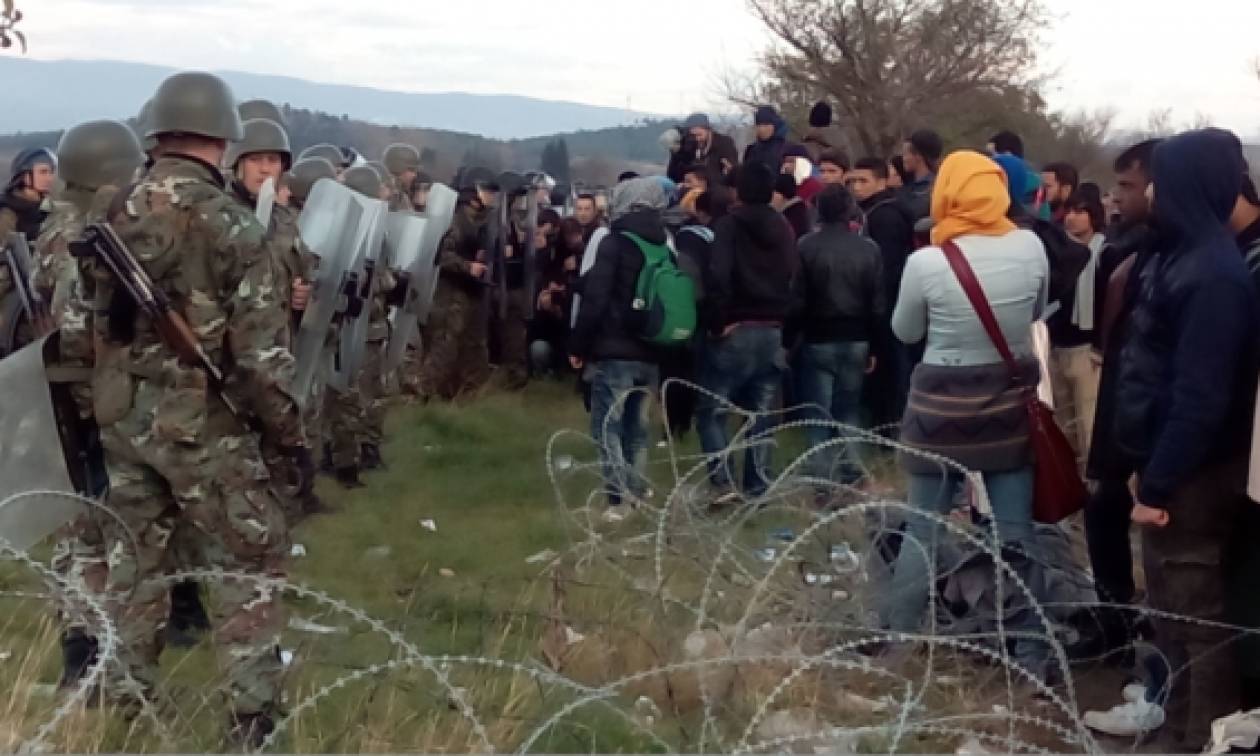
[{"x1": 2, "y1": 73, "x2": 1260, "y2": 752}]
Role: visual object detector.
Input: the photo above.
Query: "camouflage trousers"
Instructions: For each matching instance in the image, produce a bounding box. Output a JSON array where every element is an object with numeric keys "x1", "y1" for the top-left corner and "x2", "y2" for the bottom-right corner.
[
  {"x1": 98, "y1": 378, "x2": 288, "y2": 717},
  {"x1": 324, "y1": 381, "x2": 366, "y2": 469},
  {"x1": 360, "y1": 339, "x2": 386, "y2": 446},
  {"x1": 50, "y1": 516, "x2": 108, "y2": 635},
  {"x1": 418, "y1": 283, "x2": 490, "y2": 401},
  {"x1": 491, "y1": 287, "x2": 530, "y2": 391}
]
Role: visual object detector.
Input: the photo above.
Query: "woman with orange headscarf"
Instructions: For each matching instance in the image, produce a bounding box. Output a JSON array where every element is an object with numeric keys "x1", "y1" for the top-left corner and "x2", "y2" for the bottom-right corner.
[{"x1": 882, "y1": 150, "x2": 1054, "y2": 682}]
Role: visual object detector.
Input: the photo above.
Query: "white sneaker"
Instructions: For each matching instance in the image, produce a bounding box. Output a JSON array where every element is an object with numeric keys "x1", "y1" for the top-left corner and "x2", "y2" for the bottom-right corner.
[
  {"x1": 1084, "y1": 699, "x2": 1165, "y2": 737},
  {"x1": 602, "y1": 508, "x2": 626, "y2": 524}
]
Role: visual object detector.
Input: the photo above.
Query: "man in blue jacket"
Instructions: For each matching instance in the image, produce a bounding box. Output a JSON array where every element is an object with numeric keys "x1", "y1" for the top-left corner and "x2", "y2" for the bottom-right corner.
[{"x1": 1116, "y1": 128, "x2": 1260, "y2": 750}]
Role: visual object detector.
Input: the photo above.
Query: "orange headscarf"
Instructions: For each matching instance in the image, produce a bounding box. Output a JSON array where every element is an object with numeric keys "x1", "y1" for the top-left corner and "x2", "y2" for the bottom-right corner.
[{"x1": 929, "y1": 150, "x2": 1016, "y2": 246}]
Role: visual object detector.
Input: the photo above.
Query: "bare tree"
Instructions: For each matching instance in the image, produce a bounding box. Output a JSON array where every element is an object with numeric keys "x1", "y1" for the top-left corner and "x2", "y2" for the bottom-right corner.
[
  {"x1": 1, "y1": 0, "x2": 24, "y2": 52},
  {"x1": 744, "y1": 0, "x2": 1048, "y2": 155}
]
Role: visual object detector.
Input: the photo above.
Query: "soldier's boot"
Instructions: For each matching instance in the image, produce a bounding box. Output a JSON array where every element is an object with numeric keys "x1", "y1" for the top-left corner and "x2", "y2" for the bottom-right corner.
[
  {"x1": 360, "y1": 443, "x2": 385, "y2": 470},
  {"x1": 335, "y1": 466, "x2": 366, "y2": 490},
  {"x1": 58, "y1": 629, "x2": 99, "y2": 692},
  {"x1": 302, "y1": 490, "x2": 335, "y2": 516},
  {"x1": 227, "y1": 710, "x2": 276, "y2": 751},
  {"x1": 166, "y1": 580, "x2": 211, "y2": 649}
]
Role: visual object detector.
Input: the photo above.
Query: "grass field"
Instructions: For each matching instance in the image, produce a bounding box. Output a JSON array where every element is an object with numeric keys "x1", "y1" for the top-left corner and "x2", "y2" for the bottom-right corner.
[
  {"x1": 1, "y1": 380, "x2": 666, "y2": 753},
  {"x1": 0, "y1": 379, "x2": 1120, "y2": 754}
]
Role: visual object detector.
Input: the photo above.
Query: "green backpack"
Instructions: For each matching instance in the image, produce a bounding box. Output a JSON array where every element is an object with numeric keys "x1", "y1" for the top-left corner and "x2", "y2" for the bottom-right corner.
[{"x1": 622, "y1": 232, "x2": 697, "y2": 347}]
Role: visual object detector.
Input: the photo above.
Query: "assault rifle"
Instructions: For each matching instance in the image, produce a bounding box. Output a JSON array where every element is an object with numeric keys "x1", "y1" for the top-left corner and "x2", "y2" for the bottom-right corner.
[
  {"x1": 4, "y1": 231, "x2": 54, "y2": 338},
  {"x1": 73, "y1": 222, "x2": 241, "y2": 416}
]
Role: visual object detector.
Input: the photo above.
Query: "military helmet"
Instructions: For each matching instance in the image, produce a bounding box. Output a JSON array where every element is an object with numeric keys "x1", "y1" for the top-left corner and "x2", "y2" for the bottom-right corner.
[
  {"x1": 287, "y1": 157, "x2": 337, "y2": 203},
  {"x1": 237, "y1": 99, "x2": 285, "y2": 127},
  {"x1": 366, "y1": 160, "x2": 391, "y2": 183},
  {"x1": 298, "y1": 143, "x2": 346, "y2": 168},
  {"x1": 6, "y1": 147, "x2": 57, "y2": 191},
  {"x1": 56, "y1": 120, "x2": 144, "y2": 190},
  {"x1": 146, "y1": 71, "x2": 242, "y2": 141},
  {"x1": 342, "y1": 165, "x2": 382, "y2": 199},
  {"x1": 456, "y1": 166, "x2": 498, "y2": 192},
  {"x1": 135, "y1": 99, "x2": 159, "y2": 154},
  {"x1": 382, "y1": 143, "x2": 421, "y2": 176},
  {"x1": 224, "y1": 118, "x2": 292, "y2": 171}
]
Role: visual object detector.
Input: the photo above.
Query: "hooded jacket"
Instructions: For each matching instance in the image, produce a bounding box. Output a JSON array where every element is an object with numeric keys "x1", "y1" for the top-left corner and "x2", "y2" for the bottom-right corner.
[
  {"x1": 706, "y1": 203, "x2": 797, "y2": 332},
  {"x1": 1115, "y1": 129, "x2": 1260, "y2": 507},
  {"x1": 743, "y1": 110, "x2": 792, "y2": 175},
  {"x1": 568, "y1": 208, "x2": 665, "y2": 364},
  {"x1": 802, "y1": 125, "x2": 851, "y2": 165}
]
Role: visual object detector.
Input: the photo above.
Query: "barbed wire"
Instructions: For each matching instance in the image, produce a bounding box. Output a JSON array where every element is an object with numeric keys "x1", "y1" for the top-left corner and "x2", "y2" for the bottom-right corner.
[{"x1": 0, "y1": 380, "x2": 1256, "y2": 752}]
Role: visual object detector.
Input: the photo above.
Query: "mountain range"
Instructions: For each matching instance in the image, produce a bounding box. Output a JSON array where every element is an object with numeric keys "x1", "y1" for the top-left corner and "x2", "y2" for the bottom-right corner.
[{"x1": 0, "y1": 57, "x2": 662, "y2": 139}]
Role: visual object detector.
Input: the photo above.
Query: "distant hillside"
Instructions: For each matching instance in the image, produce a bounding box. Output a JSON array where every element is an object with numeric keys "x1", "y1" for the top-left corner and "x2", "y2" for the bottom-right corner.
[
  {"x1": 0, "y1": 57, "x2": 662, "y2": 140},
  {"x1": 0, "y1": 107, "x2": 677, "y2": 187}
]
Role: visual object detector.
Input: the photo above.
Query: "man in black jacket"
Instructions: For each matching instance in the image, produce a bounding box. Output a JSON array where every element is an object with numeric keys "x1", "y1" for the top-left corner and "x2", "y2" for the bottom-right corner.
[
  {"x1": 1114, "y1": 130, "x2": 1259, "y2": 749},
  {"x1": 849, "y1": 157, "x2": 915, "y2": 427},
  {"x1": 787, "y1": 185, "x2": 883, "y2": 494},
  {"x1": 1070, "y1": 141, "x2": 1161, "y2": 672},
  {"x1": 696, "y1": 163, "x2": 797, "y2": 498},
  {"x1": 667, "y1": 113, "x2": 739, "y2": 184},
  {"x1": 569, "y1": 177, "x2": 667, "y2": 522}
]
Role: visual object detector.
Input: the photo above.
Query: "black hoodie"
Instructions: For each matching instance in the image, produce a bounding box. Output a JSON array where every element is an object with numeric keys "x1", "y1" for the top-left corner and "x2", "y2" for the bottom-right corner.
[
  {"x1": 706, "y1": 203, "x2": 797, "y2": 333},
  {"x1": 0, "y1": 189, "x2": 47, "y2": 240},
  {"x1": 569, "y1": 209, "x2": 665, "y2": 364}
]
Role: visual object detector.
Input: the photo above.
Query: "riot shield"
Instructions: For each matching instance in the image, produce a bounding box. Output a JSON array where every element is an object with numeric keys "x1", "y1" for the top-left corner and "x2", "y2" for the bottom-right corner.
[
  {"x1": 330, "y1": 193, "x2": 388, "y2": 391},
  {"x1": 292, "y1": 178, "x2": 366, "y2": 404},
  {"x1": 0, "y1": 334, "x2": 88, "y2": 552},
  {"x1": 0, "y1": 291, "x2": 23, "y2": 359},
  {"x1": 256, "y1": 176, "x2": 276, "y2": 228},
  {"x1": 383, "y1": 184, "x2": 457, "y2": 373}
]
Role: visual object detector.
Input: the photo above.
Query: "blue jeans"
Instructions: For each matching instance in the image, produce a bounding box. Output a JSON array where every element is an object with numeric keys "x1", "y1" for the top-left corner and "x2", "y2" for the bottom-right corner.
[
  {"x1": 695, "y1": 325, "x2": 784, "y2": 494},
  {"x1": 797, "y1": 340, "x2": 868, "y2": 484},
  {"x1": 884, "y1": 467, "x2": 1050, "y2": 675},
  {"x1": 589, "y1": 360, "x2": 658, "y2": 506}
]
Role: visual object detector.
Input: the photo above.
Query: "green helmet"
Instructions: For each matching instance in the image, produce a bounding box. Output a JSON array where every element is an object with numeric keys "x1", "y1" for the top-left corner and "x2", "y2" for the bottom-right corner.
[
  {"x1": 56, "y1": 119, "x2": 145, "y2": 190},
  {"x1": 237, "y1": 99, "x2": 285, "y2": 127},
  {"x1": 224, "y1": 118, "x2": 292, "y2": 171},
  {"x1": 298, "y1": 143, "x2": 346, "y2": 168},
  {"x1": 382, "y1": 143, "x2": 421, "y2": 176},
  {"x1": 342, "y1": 165, "x2": 382, "y2": 199},
  {"x1": 366, "y1": 160, "x2": 391, "y2": 183},
  {"x1": 146, "y1": 71, "x2": 243, "y2": 141},
  {"x1": 135, "y1": 98, "x2": 159, "y2": 154},
  {"x1": 288, "y1": 157, "x2": 337, "y2": 203}
]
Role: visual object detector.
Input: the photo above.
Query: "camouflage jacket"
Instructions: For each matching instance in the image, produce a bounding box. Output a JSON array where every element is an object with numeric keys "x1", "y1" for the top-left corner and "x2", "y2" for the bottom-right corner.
[
  {"x1": 436, "y1": 201, "x2": 489, "y2": 294},
  {"x1": 98, "y1": 155, "x2": 303, "y2": 447},
  {"x1": 36, "y1": 186, "x2": 118, "y2": 415},
  {"x1": 230, "y1": 182, "x2": 312, "y2": 345}
]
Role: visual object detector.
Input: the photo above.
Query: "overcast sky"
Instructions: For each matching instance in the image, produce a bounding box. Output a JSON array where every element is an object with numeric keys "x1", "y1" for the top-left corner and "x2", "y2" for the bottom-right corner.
[{"x1": 17, "y1": 0, "x2": 1260, "y2": 136}]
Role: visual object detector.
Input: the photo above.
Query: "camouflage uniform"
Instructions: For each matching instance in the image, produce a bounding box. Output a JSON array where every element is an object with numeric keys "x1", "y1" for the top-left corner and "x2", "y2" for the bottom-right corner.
[
  {"x1": 418, "y1": 201, "x2": 491, "y2": 400},
  {"x1": 0, "y1": 192, "x2": 48, "y2": 353},
  {"x1": 38, "y1": 186, "x2": 115, "y2": 639},
  {"x1": 92, "y1": 155, "x2": 302, "y2": 717}
]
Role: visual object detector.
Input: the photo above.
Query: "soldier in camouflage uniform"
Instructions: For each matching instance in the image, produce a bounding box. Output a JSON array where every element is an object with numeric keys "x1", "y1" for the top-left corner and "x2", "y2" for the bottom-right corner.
[
  {"x1": 1, "y1": 147, "x2": 56, "y2": 354},
  {"x1": 382, "y1": 143, "x2": 420, "y2": 213},
  {"x1": 33, "y1": 119, "x2": 145, "y2": 690},
  {"x1": 418, "y1": 168, "x2": 495, "y2": 401},
  {"x1": 341, "y1": 165, "x2": 396, "y2": 470},
  {"x1": 225, "y1": 114, "x2": 329, "y2": 521},
  {"x1": 285, "y1": 156, "x2": 339, "y2": 478},
  {"x1": 90, "y1": 72, "x2": 308, "y2": 746}
]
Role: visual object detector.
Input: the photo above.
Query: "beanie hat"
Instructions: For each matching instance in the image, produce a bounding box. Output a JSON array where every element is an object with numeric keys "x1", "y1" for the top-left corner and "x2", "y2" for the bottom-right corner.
[
  {"x1": 737, "y1": 163, "x2": 775, "y2": 205},
  {"x1": 774, "y1": 173, "x2": 798, "y2": 200},
  {"x1": 782, "y1": 144, "x2": 810, "y2": 162},
  {"x1": 992, "y1": 153, "x2": 1028, "y2": 210},
  {"x1": 754, "y1": 106, "x2": 779, "y2": 127},
  {"x1": 809, "y1": 101, "x2": 832, "y2": 128},
  {"x1": 683, "y1": 113, "x2": 711, "y2": 130}
]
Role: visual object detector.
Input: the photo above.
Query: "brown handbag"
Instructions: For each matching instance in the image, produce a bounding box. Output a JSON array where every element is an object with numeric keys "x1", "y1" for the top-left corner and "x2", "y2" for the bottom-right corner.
[{"x1": 940, "y1": 241, "x2": 1088, "y2": 524}]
